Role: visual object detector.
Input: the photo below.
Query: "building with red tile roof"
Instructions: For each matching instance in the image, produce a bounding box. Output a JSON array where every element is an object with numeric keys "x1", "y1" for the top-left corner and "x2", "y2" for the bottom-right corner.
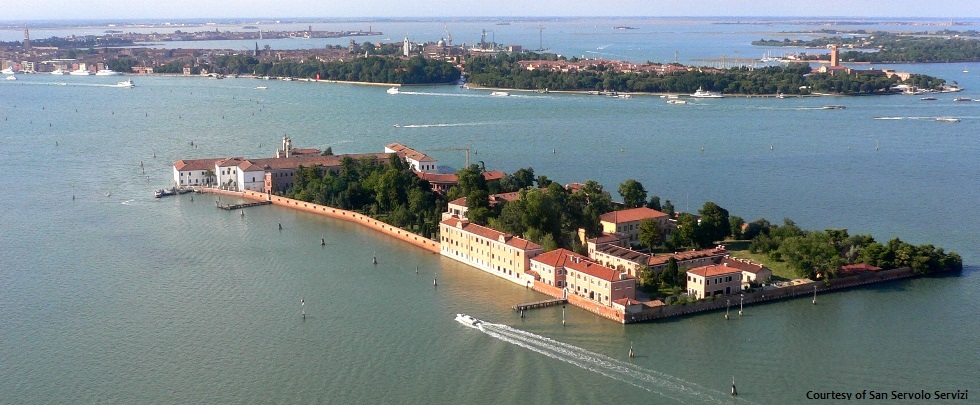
[
  {"x1": 686, "y1": 263, "x2": 743, "y2": 299},
  {"x1": 599, "y1": 207, "x2": 669, "y2": 244},
  {"x1": 530, "y1": 248, "x2": 635, "y2": 307},
  {"x1": 439, "y1": 217, "x2": 543, "y2": 286},
  {"x1": 385, "y1": 142, "x2": 439, "y2": 173}
]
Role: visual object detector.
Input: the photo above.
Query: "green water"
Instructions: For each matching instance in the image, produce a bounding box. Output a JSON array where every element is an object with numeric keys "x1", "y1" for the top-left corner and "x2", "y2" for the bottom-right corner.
[{"x1": 1, "y1": 65, "x2": 977, "y2": 403}]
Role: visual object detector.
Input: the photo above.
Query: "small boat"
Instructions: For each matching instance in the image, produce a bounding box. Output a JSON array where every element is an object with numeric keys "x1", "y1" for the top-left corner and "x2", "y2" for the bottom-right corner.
[
  {"x1": 4, "y1": 75, "x2": 15, "y2": 81},
  {"x1": 255, "y1": 86, "x2": 268, "y2": 90},
  {"x1": 115, "y1": 79, "x2": 135, "y2": 88},
  {"x1": 58, "y1": 82, "x2": 68, "y2": 86},
  {"x1": 455, "y1": 314, "x2": 483, "y2": 329},
  {"x1": 667, "y1": 99, "x2": 687, "y2": 105},
  {"x1": 613, "y1": 26, "x2": 637, "y2": 30},
  {"x1": 69, "y1": 69, "x2": 90, "y2": 76},
  {"x1": 490, "y1": 91, "x2": 509, "y2": 97},
  {"x1": 95, "y1": 69, "x2": 121, "y2": 76},
  {"x1": 281, "y1": 77, "x2": 293, "y2": 81},
  {"x1": 953, "y1": 97, "x2": 972, "y2": 102},
  {"x1": 821, "y1": 105, "x2": 846, "y2": 110},
  {"x1": 691, "y1": 87, "x2": 723, "y2": 98},
  {"x1": 936, "y1": 117, "x2": 960, "y2": 123},
  {"x1": 536, "y1": 88, "x2": 549, "y2": 94},
  {"x1": 920, "y1": 96, "x2": 937, "y2": 101},
  {"x1": 155, "y1": 188, "x2": 176, "y2": 198},
  {"x1": 0, "y1": 67, "x2": 14, "y2": 75},
  {"x1": 386, "y1": 87, "x2": 399, "y2": 95},
  {"x1": 51, "y1": 69, "x2": 67, "y2": 75},
  {"x1": 873, "y1": 116, "x2": 903, "y2": 120},
  {"x1": 776, "y1": 93, "x2": 786, "y2": 99},
  {"x1": 617, "y1": 94, "x2": 632, "y2": 99}
]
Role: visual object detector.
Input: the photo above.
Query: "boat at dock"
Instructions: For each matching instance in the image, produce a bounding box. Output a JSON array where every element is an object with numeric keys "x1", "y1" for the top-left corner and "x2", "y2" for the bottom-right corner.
[
  {"x1": 455, "y1": 314, "x2": 483, "y2": 329},
  {"x1": 95, "y1": 69, "x2": 122, "y2": 76},
  {"x1": 386, "y1": 87, "x2": 399, "y2": 95},
  {"x1": 51, "y1": 69, "x2": 67, "y2": 75},
  {"x1": 155, "y1": 188, "x2": 176, "y2": 198},
  {"x1": 490, "y1": 91, "x2": 510, "y2": 97},
  {"x1": 69, "y1": 69, "x2": 90, "y2": 76},
  {"x1": 691, "y1": 87, "x2": 723, "y2": 98}
]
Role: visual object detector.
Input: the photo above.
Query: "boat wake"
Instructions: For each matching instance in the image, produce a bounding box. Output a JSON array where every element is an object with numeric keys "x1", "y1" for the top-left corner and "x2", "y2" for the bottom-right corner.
[
  {"x1": 476, "y1": 321, "x2": 756, "y2": 404},
  {"x1": 394, "y1": 122, "x2": 494, "y2": 129}
]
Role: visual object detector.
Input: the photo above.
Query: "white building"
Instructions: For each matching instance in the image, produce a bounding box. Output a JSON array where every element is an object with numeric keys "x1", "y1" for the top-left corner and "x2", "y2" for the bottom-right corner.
[
  {"x1": 385, "y1": 143, "x2": 438, "y2": 173},
  {"x1": 173, "y1": 158, "x2": 218, "y2": 187}
]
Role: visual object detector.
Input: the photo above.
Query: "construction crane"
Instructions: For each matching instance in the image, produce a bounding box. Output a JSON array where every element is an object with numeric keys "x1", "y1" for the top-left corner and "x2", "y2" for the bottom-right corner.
[
  {"x1": 429, "y1": 143, "x2": 472, "y2": 168},
  {"x1": 443, "y1": 23, "x2": 453, "y2": 46}
]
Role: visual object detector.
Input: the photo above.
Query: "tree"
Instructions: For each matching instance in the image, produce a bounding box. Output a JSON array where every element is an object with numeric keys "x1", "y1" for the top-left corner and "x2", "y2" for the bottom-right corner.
[
  {"x1": 466, "y1": 190, "x2": 491, "y2": 225},
  {"x1": 637, "y1": 265, "x2": 659, "y2": 292},
  {"x1": 638, "y1": 218, "x2": 665, "y2": 251},
  {"x1": 698, "y1": 201, "x2": 730, "y2": 245},
  {"x1": 321, "y1": 146, "x2": 333, "y2": 156},
  {"x1": 646, "y1": 195, "x2": 662, "y2": 211},
  {"x1": 663, "y1": 199, "x2": 675, "y2": 217},
  {"x1": 673, "y1": 213, "x2": 702, "y2": 248},
  {"x1": 729, "y1": 215, "x2": 745, "y2": 240},
  {"x1": 617, "y1": 179, "x2": 647, "y2": 208}
]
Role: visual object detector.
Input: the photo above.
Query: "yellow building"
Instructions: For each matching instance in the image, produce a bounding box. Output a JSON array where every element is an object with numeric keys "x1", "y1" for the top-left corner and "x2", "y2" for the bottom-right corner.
[
  {"x1": 599, "y1": 207, "x2": 669, "y2": 244},
  {"x1": 564, "y1": 253, "x2": 636, "y2": 307},
  {"x1": 439, "y1": 217, "x2": 543, "y2": 286},
  {"x1": 686, "y1": 264, "x2": 743, "y2": 299}
]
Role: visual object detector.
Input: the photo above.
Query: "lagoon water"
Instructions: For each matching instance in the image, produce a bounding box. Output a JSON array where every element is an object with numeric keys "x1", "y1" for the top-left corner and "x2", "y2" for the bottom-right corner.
[{"x1": 1, "y1": 19, "x2": 979, "y2": 403}]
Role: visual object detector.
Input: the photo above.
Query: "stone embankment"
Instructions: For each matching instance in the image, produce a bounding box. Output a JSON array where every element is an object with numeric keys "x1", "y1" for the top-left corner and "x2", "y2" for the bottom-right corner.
[{"x1": 198, "y1": 188, "x2": 440, "y2": 253}]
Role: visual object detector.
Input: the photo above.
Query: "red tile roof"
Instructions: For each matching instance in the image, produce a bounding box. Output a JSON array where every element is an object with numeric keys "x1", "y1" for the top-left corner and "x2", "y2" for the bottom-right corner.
[
  {"x1": 386, "y1": 142, "x2": 436, "y2": 162},
  {"x1": 687, "y1": 264, "x2": 742, "y2": 278},
  {"x1": 531, "y1": 248, "x2": 578, "y2": 268},
  {"x1": 647, "y1": 246, "x2": 728, "y2": 266},
  {"x1": 721, "y1": 257, "x2": 766, "y2": 273},
  {"x1": 840, "y1": 263, "x2": 882, "y2": 275},
  {"x1": 599, "y1": 207, "x2": 668, "y2": 224},
  {"x1": 173, "y1": 158, "x2": 219, "y2": 171},
  {"x1": 441, "y1": 217, "x2": 542, "y2": 251},
  {"x1": 567, "y1": 258, "x2": 632, "y2": 282}
]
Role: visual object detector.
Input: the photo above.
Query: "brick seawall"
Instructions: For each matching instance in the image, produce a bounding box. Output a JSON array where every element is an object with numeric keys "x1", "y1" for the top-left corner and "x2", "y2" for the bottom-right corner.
[{"x1": 198, "y1": 188, "x2": 440, "y2": 253}]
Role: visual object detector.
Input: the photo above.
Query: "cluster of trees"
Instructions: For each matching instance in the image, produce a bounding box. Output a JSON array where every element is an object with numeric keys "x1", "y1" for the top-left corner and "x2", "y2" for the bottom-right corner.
[
  {"x1": 202, "y1": 54, "x2": 460, "y2": 84},
  {"x1": 747, "y1": 219, "x2": 962, "y2": 279},
  {"x1": 466, "y1": 53, "x2": 929, "y2": 94},
  {"x1": 283, "y1": 154, "x2": 444, "y2": 238},
  {"x1": 753, "y1": 31, "x2": 980, "y2": 63}
]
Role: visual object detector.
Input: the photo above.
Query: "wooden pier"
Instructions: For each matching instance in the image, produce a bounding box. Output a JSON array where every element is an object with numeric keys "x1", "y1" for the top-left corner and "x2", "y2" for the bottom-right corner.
[
  {"x1": 216, "y1": 201, "x2": 272, "y2": 210},
  {"x1": 514, "y1": 298, "x2": 567, "y2": 311}
]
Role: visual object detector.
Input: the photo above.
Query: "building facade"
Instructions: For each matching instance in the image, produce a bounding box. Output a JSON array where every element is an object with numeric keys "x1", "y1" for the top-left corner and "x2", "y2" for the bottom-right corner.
[
  {"x1": 439, "y1": 217, "x2": 543, "y2": 286},
  {"x1": 599, "y1": 207, "x2": 669, "y2": 244},
  {"x1": 686, "y1": 264, "x2": 743, "y2": 299}
]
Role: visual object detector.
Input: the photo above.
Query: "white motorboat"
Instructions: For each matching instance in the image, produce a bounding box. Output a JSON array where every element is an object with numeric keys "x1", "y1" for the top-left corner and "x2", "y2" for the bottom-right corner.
[
  {"x1": 0, "y1": 67, "x2": 14, "y2": 75},
  {"x1": 69, "y1": 69, "x2": 90, "y2": 76},
  {"x1": 386, "y1": 87, "x2": 399, "y2": 95},
  {"x1": 936, "y1": 117, "x2": 960, "y2": 123},
  {"x1": 490, "y1": 91, "x2": 509, "y2": 97},
  {"x1": 821, "y1": 105, "x2": 846, "y2": 110},
  {"x1": 455, "y1": 314, "x2": 483, "y2": 329},
  {"x1": 5, "y1": 75, "x2": 16, "y2": 81},
  {"x1": 691, "y1": 87, "x2": 723, "y2": 98},
  {"x1": 51, "y1": 69, "x2": 67, "y2": 75},
  {"x1": 255, "y1": 86, "x2": 268, "y2": 90},
  {"x1": 115, "y1": 79, "x2": 135, "y2": 88},
  {"x1": 667, "y1": 99, "x2": 687, "y2": 105},
  {"x1": 95, "y1": 69, "x2": 121, "y2": 76}
]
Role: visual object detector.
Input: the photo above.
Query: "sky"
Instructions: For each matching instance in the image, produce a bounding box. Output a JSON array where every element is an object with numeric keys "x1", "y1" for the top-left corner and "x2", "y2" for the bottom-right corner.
[{"x1": 1, "y1": 0, "x2": 979, "y2": 21}]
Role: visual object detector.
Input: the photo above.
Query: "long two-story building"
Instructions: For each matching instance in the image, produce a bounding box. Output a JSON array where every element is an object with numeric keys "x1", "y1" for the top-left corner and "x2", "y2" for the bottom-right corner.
[{"x1": 439, "y1": 217, "x2": 543, "y2": 286}]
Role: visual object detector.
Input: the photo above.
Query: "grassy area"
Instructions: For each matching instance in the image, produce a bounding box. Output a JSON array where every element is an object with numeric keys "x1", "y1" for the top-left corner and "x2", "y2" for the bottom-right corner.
[{"x1": 724, "y1": 240, "x2": 800, "y2": 281}]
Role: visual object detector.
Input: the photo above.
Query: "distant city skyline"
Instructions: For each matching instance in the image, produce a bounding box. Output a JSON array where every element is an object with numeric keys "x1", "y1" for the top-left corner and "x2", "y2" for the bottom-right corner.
[{"x1": 1, "y1": 0, "x2": 979, "y2": 21}]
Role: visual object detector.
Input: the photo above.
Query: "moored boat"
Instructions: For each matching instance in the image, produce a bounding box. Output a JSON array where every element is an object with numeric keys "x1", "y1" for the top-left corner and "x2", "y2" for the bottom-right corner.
[
  {"x1": 154, "y1": 188, "x2": 176, "y2": 198},
  {"x1": 51, "y1": 69, "x2": 67, "y2": 75},
  {"x1": 95, "y1": 69, "x2": 121, "y2": 76},
  {"x1": 691, "y1": 87, "x2": 723, "y2": 98},
  {"x1": 69, "y1": 68, "x2": 90, "y2": 76}
]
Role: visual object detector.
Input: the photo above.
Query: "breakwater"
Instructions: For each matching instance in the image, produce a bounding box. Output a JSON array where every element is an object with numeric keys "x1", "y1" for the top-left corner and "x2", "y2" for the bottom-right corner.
[{"x1": 197, "y1": 187, "x2": 440, "y2": 253}]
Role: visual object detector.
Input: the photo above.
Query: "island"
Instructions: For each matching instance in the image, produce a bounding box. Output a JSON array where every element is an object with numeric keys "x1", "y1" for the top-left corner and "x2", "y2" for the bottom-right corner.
[
  {"x1": 752, "y1": 30, "x2": 980, "y2": 63},
  {"x1": 172, "y1": 139, "x2": 962, "y2": 323}
]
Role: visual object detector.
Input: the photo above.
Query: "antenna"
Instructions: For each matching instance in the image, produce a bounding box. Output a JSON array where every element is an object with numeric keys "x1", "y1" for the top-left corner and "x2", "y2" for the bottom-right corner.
[
  {"x1": 537, "y1": 25, "x2": 545, "y2": 51},
  {"x1": 444, "y1": 23, "x2": 453, "y2": 46}
]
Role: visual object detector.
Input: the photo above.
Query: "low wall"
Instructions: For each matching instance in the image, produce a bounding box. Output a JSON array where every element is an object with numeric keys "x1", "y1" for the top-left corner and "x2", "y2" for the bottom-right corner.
[
  {"x1": 199, "y1": 188, "x2": 440, "y2": 253},
  {"x1": 627, "y1": 267, "x2": 915, "y2": 323},
  {"x1": 532, "y1": 281, "x2": 626, "y2": 323}
]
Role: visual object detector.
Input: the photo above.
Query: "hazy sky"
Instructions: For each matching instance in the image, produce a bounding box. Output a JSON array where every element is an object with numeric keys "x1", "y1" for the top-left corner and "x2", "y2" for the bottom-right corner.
[{"x1": 2, "y1": 0, "x2": 979, "y2": 20}]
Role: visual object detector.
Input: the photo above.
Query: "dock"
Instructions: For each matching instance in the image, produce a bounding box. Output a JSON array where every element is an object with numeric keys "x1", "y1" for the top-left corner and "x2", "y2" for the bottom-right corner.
[
  {"x1": 216, "y1": 201, "x2": 272, "y2": 210},
  {"x1": 514, "y1": 298, "x2": 567, "y2": 311}
]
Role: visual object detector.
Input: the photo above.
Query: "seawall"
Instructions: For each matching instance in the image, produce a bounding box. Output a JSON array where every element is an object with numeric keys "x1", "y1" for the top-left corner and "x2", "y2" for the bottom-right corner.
[
  {"x1": 626, "y1": 267, "x2": 916, "y2": 323},
  {"x1": 198, "y1": 188, "x2": 440, "y2": 254}
]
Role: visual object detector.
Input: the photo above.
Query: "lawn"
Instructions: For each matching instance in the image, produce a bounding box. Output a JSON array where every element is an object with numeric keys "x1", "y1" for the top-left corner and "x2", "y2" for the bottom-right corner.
[{"x1": 724, "y1": 240, "x2": 800, "y2": 281}]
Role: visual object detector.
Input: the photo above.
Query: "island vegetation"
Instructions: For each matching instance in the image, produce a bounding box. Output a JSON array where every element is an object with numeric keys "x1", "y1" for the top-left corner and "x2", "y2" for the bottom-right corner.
[
  {"x1": 279, "y1": 158, "x2": 962, "y2": 303},
  {"x1": 465, "y1": 52, "x2": 944, "y2": 95},
  {"x1": 752, "y1": 30, "x2": 980, "y2": 63},
  {"x1": 149, "y1": 54, "x2": 460, "y2": 84}
]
